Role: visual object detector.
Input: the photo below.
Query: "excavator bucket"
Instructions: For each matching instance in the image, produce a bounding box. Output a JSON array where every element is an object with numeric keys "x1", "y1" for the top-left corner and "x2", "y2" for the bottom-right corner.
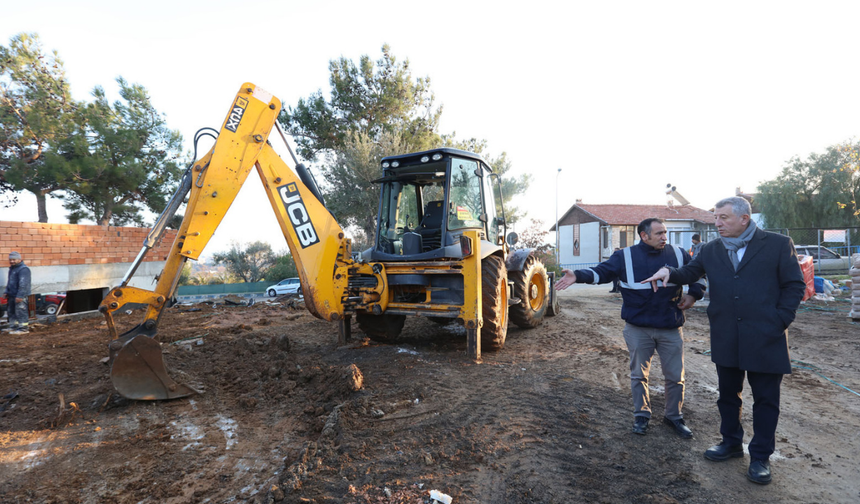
[{"x1": 110, "y1": 335, "x2": 198, "y2": 400}]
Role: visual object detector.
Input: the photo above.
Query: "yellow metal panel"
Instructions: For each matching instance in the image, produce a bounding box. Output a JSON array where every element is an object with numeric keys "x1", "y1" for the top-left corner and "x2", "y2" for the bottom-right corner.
[
  {"x1": 180, "y1": 83, "x2": 281, "y2": 259},
  {"x1": 254, "y1": 146, "x2": 348, "y2": 320},
  {"x1": 459, "y1": 230, "x2": 482, "y2": 328}
]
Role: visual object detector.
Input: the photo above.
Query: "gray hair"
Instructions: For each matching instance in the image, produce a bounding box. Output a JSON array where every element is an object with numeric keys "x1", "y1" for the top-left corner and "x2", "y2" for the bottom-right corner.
[{"x1": 714, "y1": 196, "x2": 751, "y2": 217}]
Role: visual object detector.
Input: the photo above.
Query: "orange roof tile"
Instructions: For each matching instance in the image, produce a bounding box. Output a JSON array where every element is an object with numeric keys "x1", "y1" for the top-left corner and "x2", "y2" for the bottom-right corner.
[{"x1": 575, "y1": 204, "x2": 714, "y2": 225}]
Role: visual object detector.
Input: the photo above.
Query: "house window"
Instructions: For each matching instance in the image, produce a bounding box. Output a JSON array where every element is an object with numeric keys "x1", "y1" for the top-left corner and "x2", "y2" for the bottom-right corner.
[
  {"x1": 619, "y1": 225, "x2": 635, "y2": 247},
  {"x1": 603, "y1": 227, "x2": 610, "y2": 249},
  {"x1": 573, "y1": 223, "x2": 580, "y2": 256}
]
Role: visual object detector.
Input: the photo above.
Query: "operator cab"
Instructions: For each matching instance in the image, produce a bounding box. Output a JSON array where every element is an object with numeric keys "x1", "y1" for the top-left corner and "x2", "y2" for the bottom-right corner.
[{"x1": 364, "y1": 148, "x2": 506, "y2": 261}]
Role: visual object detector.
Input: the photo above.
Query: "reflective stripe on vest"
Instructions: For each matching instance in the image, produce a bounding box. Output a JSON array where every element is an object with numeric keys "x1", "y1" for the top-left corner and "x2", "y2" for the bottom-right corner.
[{"x1": 618, "y1": 244, "x2": 683, "y2": 290}]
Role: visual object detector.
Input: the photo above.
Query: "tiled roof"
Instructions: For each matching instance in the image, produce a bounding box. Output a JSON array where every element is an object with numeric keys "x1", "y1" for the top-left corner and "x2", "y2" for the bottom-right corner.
[{"x1": 576, "y1": 204, "x2": 715, "y2": 225}]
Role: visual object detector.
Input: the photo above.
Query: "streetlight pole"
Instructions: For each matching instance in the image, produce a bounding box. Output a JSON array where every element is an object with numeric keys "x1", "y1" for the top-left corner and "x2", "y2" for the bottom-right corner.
[{"x1": 555, "y1": 168, "x2": 562, "y2": 267}]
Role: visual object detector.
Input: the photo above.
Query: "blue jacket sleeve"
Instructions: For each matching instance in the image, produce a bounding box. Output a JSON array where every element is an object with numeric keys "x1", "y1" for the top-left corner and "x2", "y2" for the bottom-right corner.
[{"x1": 574, "y1": 251, "x2": 625, "y2": 285}]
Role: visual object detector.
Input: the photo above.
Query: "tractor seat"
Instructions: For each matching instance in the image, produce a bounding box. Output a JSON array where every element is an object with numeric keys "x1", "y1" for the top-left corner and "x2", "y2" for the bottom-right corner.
[{"x1": 417, "y1": 200, "x2": 444, "y2": 250}]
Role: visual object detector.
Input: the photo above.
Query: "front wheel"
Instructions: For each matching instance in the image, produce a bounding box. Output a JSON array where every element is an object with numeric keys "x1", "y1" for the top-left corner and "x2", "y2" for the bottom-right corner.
[
  {"x1": 268, "y1": 289, "x2": 277, "y2": 297},
  {"x1": 44, "y1": 304, "x2": 59, "y2": 315},
  {"x1": 356, "y1": 313, "x2": 406, "y2": 343},
  {"x1": 509, "y1": 254, "x2": 549, "y2": 329},
  {"x1": 481, "y1": 255, "x2": 508, "y2": 350}
]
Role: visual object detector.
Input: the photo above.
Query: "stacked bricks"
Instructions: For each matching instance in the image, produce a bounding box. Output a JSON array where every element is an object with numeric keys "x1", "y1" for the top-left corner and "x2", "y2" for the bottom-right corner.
[
  {"x1": 0, "y1": 221, "x2": 177, "y2": 267},
  {"x1": 850, "y1": 254, "x2": 860, "y2": 320}
]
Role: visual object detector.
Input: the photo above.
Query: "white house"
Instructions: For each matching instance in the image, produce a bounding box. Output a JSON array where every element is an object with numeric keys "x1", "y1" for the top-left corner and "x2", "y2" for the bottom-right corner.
[{"x1": 550, "y1": 201, "x2": 716, "y2": 268}]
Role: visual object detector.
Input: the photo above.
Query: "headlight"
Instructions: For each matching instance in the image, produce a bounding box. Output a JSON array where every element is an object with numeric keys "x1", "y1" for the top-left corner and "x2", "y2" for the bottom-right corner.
[
  {"x1": 391, "y1": 161, "x2": 399, "y2": 168},
  {"x1": 421, "y1": 156, "x2": 429, "y2": 163},
  {"x1": 432, "y1": 153, "x2": 442, "y2": 161},
  {"x1": 382, "y1": 162, "x2": 390, "y2": 168}
]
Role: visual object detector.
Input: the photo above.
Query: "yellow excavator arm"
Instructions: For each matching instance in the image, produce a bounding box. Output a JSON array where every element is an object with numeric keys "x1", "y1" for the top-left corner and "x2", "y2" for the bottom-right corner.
[{"x1": 99, "y1": 83, "x2": 386, "y2": 400}]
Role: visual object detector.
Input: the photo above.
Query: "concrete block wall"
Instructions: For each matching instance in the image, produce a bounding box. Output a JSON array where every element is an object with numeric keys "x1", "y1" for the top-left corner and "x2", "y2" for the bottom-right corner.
[{"x1": 0, "y1": 221, "x2": 177, "y2": 295}]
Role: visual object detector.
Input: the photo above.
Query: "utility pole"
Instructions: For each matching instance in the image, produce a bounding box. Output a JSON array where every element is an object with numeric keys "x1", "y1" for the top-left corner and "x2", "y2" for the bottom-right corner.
[{"x1": 555, "y1": 168, "x2": 562, "y2": 267}]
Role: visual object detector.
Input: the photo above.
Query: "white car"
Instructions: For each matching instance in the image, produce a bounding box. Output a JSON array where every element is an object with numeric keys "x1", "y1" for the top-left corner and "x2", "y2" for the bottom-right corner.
[
  {"x1": 266, "y1": 277, "x2": 302, "y2": 297},
  {"x1": 795, "y1": 245, "x2": 851, "y2": 274}
]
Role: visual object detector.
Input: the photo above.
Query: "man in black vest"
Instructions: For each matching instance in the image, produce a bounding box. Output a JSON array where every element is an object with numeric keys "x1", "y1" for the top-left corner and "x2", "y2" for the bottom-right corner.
[{"x1": 642, "y1": 197, "x2": 805, "y2": 485}]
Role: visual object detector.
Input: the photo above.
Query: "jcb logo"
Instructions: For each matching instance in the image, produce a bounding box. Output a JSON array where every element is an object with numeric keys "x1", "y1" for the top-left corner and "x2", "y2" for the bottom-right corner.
[
  {"x1": 278, "y1": 183, "x2": 319, "y2": 248},
  {"x1": 224, "y1": 97, "x2": 249, "y2": 132}
]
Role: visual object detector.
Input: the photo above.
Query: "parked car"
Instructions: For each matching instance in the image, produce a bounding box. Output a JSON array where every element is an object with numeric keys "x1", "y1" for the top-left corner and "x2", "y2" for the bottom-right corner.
[
  {"x1": 795, "y1": 245, "x2": 851, "y2": 274},
  {"x1": 265, "y1": 278, "x2": 302, "y2": 297},
  {"x1": 1, "y1": 293, "x2": 66, "y2": 317}
]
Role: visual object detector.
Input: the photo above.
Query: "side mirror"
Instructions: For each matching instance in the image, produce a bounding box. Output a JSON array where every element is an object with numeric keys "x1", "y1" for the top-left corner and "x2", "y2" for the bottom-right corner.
[{"x1": 506, "y1": 232, "x2": 519, "y2": 246}]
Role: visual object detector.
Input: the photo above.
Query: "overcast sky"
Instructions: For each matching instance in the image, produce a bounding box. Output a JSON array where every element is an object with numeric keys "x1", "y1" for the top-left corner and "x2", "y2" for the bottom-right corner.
[{"x1": 3, "y1": 0, "x2": 859, "y2": 257}]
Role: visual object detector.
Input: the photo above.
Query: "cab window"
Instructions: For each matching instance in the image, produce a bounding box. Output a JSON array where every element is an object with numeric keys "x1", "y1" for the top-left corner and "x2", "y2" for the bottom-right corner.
[{"x1": 447, "y1": 159, "x2": 483, "y2": 230}]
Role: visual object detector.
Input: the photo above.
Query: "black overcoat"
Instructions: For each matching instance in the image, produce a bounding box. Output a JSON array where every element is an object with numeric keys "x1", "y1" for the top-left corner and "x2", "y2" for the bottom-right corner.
[{"x1": 668, "y1": 228, "x2": 805, "y2": 374}]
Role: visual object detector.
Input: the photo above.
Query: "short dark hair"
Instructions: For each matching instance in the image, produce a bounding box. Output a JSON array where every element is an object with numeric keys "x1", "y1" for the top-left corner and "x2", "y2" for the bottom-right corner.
[
  {"x1": 692, "y1": 233, "x2": 701, "y2": 241},
  {"x1": 638, "y1": 218, "x2": 664, "y2": 236}
]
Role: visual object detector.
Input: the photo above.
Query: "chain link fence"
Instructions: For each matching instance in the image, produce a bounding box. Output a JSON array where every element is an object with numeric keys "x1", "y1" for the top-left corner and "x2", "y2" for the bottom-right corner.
[{"x1": 764, "y1": 227, "x2": 860, "y2": 258}]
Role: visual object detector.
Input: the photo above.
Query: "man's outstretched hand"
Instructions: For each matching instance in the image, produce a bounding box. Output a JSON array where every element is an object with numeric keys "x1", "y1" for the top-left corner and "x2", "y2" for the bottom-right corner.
[
  {"x1": 640, "y1": 267, "x2": 671, "y2": 292},
  {"x1": 555, "y1": 268, "x2": 578, "y2": 290}
]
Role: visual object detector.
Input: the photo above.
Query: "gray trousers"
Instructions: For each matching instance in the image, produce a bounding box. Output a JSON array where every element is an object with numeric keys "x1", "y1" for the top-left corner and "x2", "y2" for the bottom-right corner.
[
  {"x1": 7, "y1": 297, "x2": 29, "y2": 327},
  {"x1": 622, "y1": 323, "x2": 685, "y2": 420}
]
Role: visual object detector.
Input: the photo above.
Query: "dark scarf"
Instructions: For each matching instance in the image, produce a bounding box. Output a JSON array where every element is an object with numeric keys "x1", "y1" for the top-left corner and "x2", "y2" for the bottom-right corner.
[{"x1": 721, "y1": 220, "x2": 757, "y2": 271}]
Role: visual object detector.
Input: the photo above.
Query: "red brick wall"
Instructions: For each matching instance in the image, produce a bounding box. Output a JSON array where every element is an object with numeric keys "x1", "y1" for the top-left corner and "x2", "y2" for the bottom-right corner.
[{"x1": 0, "y1": 221, "x2": 177, "y2": 267}]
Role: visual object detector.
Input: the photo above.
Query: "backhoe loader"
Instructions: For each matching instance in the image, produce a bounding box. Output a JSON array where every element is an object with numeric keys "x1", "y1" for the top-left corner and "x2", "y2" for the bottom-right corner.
[{"x1": 99, "y1": 83, "x2": 559, "y2": 400}]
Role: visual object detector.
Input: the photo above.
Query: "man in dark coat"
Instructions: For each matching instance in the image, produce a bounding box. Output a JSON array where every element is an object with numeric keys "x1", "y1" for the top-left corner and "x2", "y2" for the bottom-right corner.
[
  {"x1": 4, "y1": 251, "x2": 32, "y2": 335},
  {"x1": 642, "y1": 197, "x2": 805, "y2": 485}
]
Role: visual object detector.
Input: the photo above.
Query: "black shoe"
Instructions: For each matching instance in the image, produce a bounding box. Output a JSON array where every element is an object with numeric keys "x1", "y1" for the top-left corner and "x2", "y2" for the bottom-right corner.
[
  {"x1": 662, "y1": 417, "x2": 693, "y2": 439},
  {"x1": 704, "y1": 442, "x2": 744, "y2": 461},
  {"x1": 632, "y1": 417, "x2": 649, "y2": 435},
  {"x1": 747, "y1": 459, "x2": 772, "y2": 484}
]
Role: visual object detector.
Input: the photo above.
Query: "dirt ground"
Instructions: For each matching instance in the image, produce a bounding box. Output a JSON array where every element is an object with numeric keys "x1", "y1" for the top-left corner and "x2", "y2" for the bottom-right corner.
[{"x1": 1, "y1": 285, "x2": 859, "y2": 504}]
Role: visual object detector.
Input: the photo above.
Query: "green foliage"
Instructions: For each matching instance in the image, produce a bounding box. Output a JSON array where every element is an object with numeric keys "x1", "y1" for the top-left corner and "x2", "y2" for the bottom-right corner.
[
  {"x1": 325, "y1": 129, "x2": 415, "y2": 237},
  {"x1": 280, "y1": 45, "x2": 443, "y2": 239},
  {"x1": 516, "y1": 217, "x2": 558, "y2": 274},
  {"x1": 442, "y1": 137, "x2": 530, "y2": 225},
  {"x1": 265, "y1": 251, "x2": 298, "y2": 281},
  {"x1": 280, "y1": 44, "x2": 442, "y2": 160},
  {"x1": 178, "y1": 262, "x2": 192, "y2": 286},
  {"x1": 213, "y1": 241, "x2": 276, "y2": 283},
  {"x1": 836, "y1": 141, "x2": 860, "y2": 219},
  {"x1": 54, "y1": 78, "x2": 185, "y2": 225},
  {"x1": 757, "y1": 143, "x2": 860, "y2": 228},
  {"x1": 280, "y1": 45, "x2": 531, "y2": 239},
  {"x1": 0, "y1": 32, "x2": 79, "y2": 221}
]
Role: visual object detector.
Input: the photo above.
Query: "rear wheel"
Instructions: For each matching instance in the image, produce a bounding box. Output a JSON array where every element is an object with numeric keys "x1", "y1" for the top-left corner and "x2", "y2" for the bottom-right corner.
[
  {"x1": 44, "y1": 304, "x2": 59, "y2": 315},
  {"x1": 510, "y1": 254, "x2": 549, "y2": 328},
  {"x1": 356, "y1": 313, "x2": 406, "y2": 343},
  {"x1": 481, "y1": 255, "x2": 508, "y2": 350}
]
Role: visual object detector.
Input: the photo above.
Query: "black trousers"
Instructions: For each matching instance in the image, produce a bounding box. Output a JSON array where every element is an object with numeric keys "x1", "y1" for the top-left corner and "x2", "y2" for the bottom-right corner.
[{"x1": 715, "y1": 364, "x2": 783, "y2": 461}]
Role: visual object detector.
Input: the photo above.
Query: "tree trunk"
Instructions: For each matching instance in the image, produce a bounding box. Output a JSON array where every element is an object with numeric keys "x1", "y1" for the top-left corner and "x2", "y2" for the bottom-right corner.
[{"x1": 36, "y1": 191, "x2": 48, "y2": 223}]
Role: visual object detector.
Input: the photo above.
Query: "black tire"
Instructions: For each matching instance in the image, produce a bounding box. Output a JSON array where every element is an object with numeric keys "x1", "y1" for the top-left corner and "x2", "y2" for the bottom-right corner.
[
  {"x1": 481, "y1": 255, "x2": 508, "y2": 350},
  {"x1": 356, "y1": 313, "x2": 406, "y2": 343},
  {"x1": 45, "y1": 303, "x2": 59, "y2": 315},
  {"x1": 510, "y1": 254, "x2": 549, "y2": 329},
  {"x1": 546, "y1": 272, "x2": 561, "y2": 317},
  {"x1": 268, "y1": 289, "x2": 277, "y2": 297}
]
